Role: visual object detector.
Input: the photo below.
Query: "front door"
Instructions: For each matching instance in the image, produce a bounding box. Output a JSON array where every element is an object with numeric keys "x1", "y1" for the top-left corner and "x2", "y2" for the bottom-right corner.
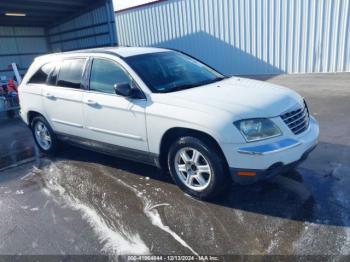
[{"x1": 82, "y1": 57, "x2": 148, "y2": 153}]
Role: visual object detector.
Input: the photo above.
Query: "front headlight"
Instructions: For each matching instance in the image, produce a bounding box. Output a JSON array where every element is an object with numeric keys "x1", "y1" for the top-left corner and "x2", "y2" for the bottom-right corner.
[{"x1": 234, "y1": 118, "x2": 282, "y2": 142}]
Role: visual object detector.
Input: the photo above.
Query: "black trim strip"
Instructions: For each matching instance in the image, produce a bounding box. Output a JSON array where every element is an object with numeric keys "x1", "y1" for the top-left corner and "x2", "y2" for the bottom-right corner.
[
  {"x1": 55, "y1": 132, "x2": 159, "y2": 167},
  {"x1": 81, "y1": 57, "x2": 93, "y2": 90}
]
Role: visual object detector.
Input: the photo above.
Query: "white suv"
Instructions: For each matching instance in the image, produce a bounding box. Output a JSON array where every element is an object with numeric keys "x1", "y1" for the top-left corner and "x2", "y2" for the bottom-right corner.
[{"x1": 18, "y1": 47, "x2": 319, "y2": 199}]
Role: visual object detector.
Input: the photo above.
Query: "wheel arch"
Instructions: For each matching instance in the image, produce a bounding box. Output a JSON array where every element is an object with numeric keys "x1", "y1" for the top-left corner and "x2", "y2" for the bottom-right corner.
[
  {"x1": 27, "y1": 111, "x2": 45, "y2": 127},
  {"x1": 158, "y1": 127, "x2": 229, "y2": 172}
]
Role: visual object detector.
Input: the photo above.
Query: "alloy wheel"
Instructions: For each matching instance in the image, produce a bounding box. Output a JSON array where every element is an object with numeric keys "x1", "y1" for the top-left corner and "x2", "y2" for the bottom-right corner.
[
  {"x1": 34, "y1": 121, "x2": 52, "y2": 150},
  {"x1": 174, "y1": 147, "x2": 212, "y2": 191}
]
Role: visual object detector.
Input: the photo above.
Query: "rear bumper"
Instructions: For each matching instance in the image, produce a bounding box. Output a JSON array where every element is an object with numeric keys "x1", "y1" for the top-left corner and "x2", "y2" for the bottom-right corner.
[{"x1": 19, "y1": 110, "x2": 29, "y2": 125}]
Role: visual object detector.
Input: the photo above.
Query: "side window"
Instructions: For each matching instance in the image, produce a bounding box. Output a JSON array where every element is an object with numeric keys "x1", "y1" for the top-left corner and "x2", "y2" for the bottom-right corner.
[
  {"x1": 89, "y1": 58, "x2": 132, "y2": 94},
  {"x1": 57, "y1": 59, "x2": 86, "y2": 89},
  {"x1": 28, "y1": 63, "x2": 53, "y2": 84}
]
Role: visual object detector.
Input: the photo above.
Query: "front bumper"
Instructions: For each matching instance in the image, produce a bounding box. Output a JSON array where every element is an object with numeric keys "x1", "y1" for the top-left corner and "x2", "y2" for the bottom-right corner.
[
  {"x1": 230, "y1": 144, "x2": 317, "y2": 184},
  {"x1": 221, "y1": 116, "x2": 319, "y2": 184}
]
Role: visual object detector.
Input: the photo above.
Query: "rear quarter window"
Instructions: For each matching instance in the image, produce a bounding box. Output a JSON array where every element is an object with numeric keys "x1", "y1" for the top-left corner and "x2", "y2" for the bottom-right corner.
[{"x1": 27, "y1": 63, "x2": 54, "y2": 84}]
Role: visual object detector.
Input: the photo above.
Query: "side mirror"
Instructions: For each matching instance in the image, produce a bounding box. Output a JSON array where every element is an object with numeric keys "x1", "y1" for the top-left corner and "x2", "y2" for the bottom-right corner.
[
  {"x1": 114, "y1": 83, "x2": 145, "y2": 99},
  {"x1": 114, "y1": 83, "x2": 132, "y2": 97}
]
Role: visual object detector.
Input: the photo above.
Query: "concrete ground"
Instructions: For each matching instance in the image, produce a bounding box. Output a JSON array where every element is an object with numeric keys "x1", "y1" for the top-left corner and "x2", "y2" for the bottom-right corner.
[{"x1": 0, "y1": 73, "x2": 349, "y2": 259}]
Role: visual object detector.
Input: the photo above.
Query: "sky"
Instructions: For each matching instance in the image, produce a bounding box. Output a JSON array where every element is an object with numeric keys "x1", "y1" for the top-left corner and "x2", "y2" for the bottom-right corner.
[{"x1": 112, "y1": 0, "x2": 157, "y2": 11}]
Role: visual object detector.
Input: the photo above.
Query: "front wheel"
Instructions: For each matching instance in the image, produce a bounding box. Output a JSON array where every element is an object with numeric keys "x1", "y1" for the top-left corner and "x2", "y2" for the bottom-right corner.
[{"x1": 167, "y1": 136, "x2": 229, "y2": 200}]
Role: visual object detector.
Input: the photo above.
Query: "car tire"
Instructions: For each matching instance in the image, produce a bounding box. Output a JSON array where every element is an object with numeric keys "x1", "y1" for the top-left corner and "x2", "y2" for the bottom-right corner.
[
  {"x1": 167, "y1": 136, "x2": 229, "y2": 200},
  {"x1": 31, "y1": 115, "x2": 58, "y2": 154}
]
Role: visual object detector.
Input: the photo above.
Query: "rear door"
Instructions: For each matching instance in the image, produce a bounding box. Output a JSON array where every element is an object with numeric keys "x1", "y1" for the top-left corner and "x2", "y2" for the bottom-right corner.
[
  {"x1": 20, "y1": 62, "x2": 54, "y2": 124},
  {"x1": 82, "y1": 57, "x2": 148, "y2": 152},
  {"x1": 42, "y1": 58, "x2": 87, "y2": 136}
]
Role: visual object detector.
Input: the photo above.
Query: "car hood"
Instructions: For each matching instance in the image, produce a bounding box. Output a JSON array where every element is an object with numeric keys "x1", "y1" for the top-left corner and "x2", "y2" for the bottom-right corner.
[{"x1": 151, "y1": 77, "x2": 304, "y2": 120}]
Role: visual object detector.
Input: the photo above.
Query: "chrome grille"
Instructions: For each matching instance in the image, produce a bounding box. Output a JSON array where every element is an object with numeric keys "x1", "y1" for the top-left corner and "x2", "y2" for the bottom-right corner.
[{"x1": 281, "y1": 101, "x2": 310, "y2": 135}]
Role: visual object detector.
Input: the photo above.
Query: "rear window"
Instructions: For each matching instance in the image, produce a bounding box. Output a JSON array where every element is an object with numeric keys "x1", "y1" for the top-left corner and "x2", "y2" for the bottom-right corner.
[
  {"x1": 57, "y1": 59, "x2": 86, "y2": 89},
  {"x1": 28, "y1": 63, "x2": 54, "y2": 84}
]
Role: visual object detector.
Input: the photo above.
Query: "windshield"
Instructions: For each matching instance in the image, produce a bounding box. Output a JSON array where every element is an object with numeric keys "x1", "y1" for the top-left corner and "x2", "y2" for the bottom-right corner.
[{"x1": 124, "y1": 51, "x2": 226, "y2": 93}]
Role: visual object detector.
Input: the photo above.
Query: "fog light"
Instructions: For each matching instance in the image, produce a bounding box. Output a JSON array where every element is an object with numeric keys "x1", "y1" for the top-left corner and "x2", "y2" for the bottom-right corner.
[{"x1": 237, "y1": 171, "x2": 256, "y2": 177}]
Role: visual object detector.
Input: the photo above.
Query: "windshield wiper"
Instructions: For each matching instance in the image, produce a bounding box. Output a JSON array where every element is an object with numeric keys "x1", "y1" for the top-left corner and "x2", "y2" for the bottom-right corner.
[
  {"x1": 168, "y1": 76, "x2": 227, "y2": 93},
  {"x1": 212, "y1": 76, "x2": 228, "y2": 82},
  {"x1": 169, "y1": 83, "x2": 200, "y2": 92}
]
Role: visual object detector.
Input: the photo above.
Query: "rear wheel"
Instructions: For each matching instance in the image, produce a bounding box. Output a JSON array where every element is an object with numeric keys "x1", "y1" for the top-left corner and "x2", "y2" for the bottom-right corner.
[
  {"x1": 168, "y1": 136, "x2": 229, "y2": 200},
  {"x1": 31, "y1": 116, "x2": 58, "y2": 154}
]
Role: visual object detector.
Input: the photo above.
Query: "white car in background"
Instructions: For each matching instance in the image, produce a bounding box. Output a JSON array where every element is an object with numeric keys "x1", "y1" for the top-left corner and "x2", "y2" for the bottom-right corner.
[{"x1": 18, "y1": 47, "x2": 319, "y2": 199}]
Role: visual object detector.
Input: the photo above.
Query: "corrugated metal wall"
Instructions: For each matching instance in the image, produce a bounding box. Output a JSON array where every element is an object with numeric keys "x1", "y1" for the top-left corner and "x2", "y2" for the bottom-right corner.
[
  {"x1": 116, "y1": 0, "x2": 350, "y2": 75},
  {"x1": 0, "y1": 0, "x2": 117, "y2": 80},
  {"x1": 0, "y1": 26, "x2": 48, "y2": 79},
  {"x1": 48, "y1": 0, "x2": 117, "y2": 52}
]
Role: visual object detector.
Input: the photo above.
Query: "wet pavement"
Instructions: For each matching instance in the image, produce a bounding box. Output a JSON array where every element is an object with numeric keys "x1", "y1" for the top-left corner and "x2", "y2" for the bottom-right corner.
[
  {"x1": 0, "y1": 73, "x2": 349, "y2": 258},
  {"x1": 0, "y1": 118, "x2": 35, "y2": 170}
]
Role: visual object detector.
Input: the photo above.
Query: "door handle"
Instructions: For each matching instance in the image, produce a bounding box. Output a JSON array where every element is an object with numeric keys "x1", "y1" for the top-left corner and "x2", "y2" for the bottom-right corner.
[
  {"x1": 44, "y1": 93, "x2": 55, "y2": 99},
  {"x1": 84, "y1": 99, "x2": 98, "y2": 106}
]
